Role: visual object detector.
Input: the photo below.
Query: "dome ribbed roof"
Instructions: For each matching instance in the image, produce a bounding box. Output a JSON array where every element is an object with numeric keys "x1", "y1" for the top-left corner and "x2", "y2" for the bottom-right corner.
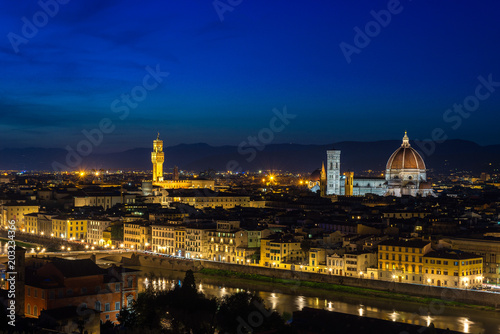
[{"x1": 386, "y1": 132, "x2": 426, "y2": 170}]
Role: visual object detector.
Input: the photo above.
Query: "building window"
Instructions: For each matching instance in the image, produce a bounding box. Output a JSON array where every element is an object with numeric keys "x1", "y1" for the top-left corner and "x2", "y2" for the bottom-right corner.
[
  {"x1": 105, "y1": 303, "x2": 110, "y2": 312},
  {"x1": 115, "y1": 283, "x2": 120, "y2": 292},
  {"x1": 34, "y1": 306, "x2": 38, "y2": 317},
  {"x1": 115, "y1": 302, "x2": 120, "y2": 310},
  {"x1": 127, "y1": 295, "x2": 134, "y2": 307},
  {"x1": 95, "y1": 301, "x2": 101, "y2": 311},
  {"x1": 27, "y1": 304, "x2": 31, "y2": 315}
]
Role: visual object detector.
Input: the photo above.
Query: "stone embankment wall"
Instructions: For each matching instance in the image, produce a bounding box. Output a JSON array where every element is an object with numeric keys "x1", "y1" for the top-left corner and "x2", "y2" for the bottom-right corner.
[{"x1": 125, "y1": 254, "x2": 500, "y2": 308}]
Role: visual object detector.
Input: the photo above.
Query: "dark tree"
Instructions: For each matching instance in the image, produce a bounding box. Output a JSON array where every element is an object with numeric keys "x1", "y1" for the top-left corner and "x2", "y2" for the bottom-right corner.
[{"x1": 216, "y1": 292, "x2": 285, "y2": 334}]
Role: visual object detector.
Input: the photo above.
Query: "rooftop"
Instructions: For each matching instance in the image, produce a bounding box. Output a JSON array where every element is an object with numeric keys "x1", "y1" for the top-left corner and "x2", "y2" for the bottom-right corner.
[{"x1": 378, "y1": 239, "x2": 431, "y2": 249}]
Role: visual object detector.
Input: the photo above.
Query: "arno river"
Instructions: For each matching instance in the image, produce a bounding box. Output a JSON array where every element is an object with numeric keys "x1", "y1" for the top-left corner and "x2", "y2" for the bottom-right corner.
[{"x1": 124, "y1": 265, "x2": 500, "y2": 334}]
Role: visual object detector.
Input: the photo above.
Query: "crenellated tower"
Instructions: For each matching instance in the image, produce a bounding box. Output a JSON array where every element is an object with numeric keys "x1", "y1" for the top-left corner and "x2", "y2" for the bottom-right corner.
[{"x1": 151, "y1": 132, "x2": 164, "y2": 182}]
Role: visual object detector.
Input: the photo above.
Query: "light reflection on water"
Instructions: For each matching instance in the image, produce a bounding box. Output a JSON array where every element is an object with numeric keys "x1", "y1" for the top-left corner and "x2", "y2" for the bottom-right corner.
[{"x1": 136, "y1": 272, "x2": 496, "y2": 333}]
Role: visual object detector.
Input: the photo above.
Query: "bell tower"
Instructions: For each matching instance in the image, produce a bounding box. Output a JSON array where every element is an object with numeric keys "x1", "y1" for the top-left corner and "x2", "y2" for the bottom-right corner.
[
  {"x1": 320, "y1": 162, "x2": 327, "y2": 197},
  {"x1": 151, "y1": 132, "x2": 164, "y2": 182}
]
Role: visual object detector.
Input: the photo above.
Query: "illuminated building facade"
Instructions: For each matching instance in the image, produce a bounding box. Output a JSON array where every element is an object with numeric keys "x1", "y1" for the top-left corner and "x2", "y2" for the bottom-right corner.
[
  {"x1": 123, "y1": 221, "x2": 152, "y2": 250},
  {"x1": 87, "y1": 218, "x2": 112, "y2": 246},
  {"x1": 1, "y1": 203, "x2": 39, "y2": 230},
  {"x1": 259, "y1": 237, "x2": 304, "y2": 269},
  {"x1": 422, "y1": 250, "x2": 483, "y2": 288},
  {"x1": 51, "y1": 216, "x2": 88, "y2": 240},
  {"x1": 324, "y1": 132, "x2": 434, "y2": 197},
  {"x1": 151, "y1": 134, "x2": 215, "y2": 190},
  {"x1": 377, "y1": 239, "x2": 432, "y2": 283}
]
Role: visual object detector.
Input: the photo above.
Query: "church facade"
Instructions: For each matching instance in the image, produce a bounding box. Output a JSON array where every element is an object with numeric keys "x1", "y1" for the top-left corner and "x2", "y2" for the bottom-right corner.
[{"x1": 323, "y1": 132, "x2": 434, "y2": 197}]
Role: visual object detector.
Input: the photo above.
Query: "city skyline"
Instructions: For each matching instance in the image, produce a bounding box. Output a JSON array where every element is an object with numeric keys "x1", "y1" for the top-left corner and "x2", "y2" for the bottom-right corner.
[{"x1": 1, "y1": 1, "x2": 500, "y2": 152}]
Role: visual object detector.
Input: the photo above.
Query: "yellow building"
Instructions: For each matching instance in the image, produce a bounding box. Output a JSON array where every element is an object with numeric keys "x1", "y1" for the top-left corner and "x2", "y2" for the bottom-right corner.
[
  {"x1": 123, "y1": 221, "x2": 152, "y2": 250},
  {"x1": 25, "y1": 213, "x2": 38, "y2": 234},
  {"x1": 174, "y1": 227, "x2": 185, "y2": 256},
  {"x1": 206, "y1": 221, "x2": 239, "y2": 263},
  {"x1": 234, "y1": 229, "x2": 272, "y2": 265},
  {"x1": 156, "y1": 179, "x2": 215, "y2": 190},
  {"x1": 51, "y1": 216, "x2": 88, "y2": 240},
  {"x1": 378, "y1": 239, "x2": 432, "y2": 283},
  {"x1": 166, "y1": 189, "x2": 251, "y2": 209},
  {"x1": 442, "y1": 237, "x2": 500, "y2": 286},
  {"x1": 185, "y1": 226, "x2": 211, "y2": 259},
  {"x1": 260, "y1": 236, "x2": 304, "y2": 269},
  {"x1": 423, "y1": 250, "x2": 483, "y2": 288},
  {"x1": 1, "y1": 203, "x2": 39, "y2": 230}
]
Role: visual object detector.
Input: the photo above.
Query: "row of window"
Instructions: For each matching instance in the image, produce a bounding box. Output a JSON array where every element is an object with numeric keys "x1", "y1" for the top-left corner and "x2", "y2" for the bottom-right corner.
[
  {"x1": 94, "y1": 301, "x2": 121, "y2": 312},
  {"x1": 379, "y1": 247, "x2": 423, "y2": 253},
  {"x1": 425, "y1": 259, "x2": 482, "y2": 266},
  {"x1": 380, "y1": 253, "x2": 423, "y2": 263}
]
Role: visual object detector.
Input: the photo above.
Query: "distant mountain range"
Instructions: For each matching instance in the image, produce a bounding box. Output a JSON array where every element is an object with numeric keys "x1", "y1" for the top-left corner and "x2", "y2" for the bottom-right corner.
[{"x1": 0, "y1": 140, "x2": 499, "y2": 174}]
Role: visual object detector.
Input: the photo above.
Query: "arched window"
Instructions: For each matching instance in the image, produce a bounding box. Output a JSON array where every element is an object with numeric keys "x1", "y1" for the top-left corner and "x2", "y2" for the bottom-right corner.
[
  {"x1": 27, "y1": 304, "x2": 31, "y2": 315},
  {"x1": 95, "y1": 301, "x2": 101, "y2": 311},
  {"x1": 34, "y1": 306, "x2": 38, "y2": 317}
]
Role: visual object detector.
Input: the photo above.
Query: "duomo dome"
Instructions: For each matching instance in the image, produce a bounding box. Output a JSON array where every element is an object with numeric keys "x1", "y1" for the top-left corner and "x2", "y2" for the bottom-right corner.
[
  {"x1": 385, "y1": 132, "x2": 433, "y2": 197},
  {"x1": 386, "y1": 134, "x2": 426, "y2": 171}
]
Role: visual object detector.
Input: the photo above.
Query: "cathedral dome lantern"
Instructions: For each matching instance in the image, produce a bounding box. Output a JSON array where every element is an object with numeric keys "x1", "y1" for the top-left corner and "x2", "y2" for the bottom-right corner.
[{"x1": 386, "y1": 131, "x2": 426, "y2": 171}]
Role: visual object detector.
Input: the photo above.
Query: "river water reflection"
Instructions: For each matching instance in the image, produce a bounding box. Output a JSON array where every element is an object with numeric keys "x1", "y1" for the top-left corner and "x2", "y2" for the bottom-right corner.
[{"x1": 129, "y1": 266, "x2": 500, "y2": 334}]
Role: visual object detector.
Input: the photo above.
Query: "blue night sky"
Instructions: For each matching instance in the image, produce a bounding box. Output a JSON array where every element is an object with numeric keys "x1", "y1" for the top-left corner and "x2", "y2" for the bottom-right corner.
[{"x1": 1, "y1": 0, "x2": 500, "y2": 152}]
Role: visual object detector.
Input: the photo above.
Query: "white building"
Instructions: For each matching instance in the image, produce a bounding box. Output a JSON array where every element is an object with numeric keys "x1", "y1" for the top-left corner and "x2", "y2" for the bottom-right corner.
[{"x1": 87, "y1": 218, "x2": 112, "y2": 245}]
